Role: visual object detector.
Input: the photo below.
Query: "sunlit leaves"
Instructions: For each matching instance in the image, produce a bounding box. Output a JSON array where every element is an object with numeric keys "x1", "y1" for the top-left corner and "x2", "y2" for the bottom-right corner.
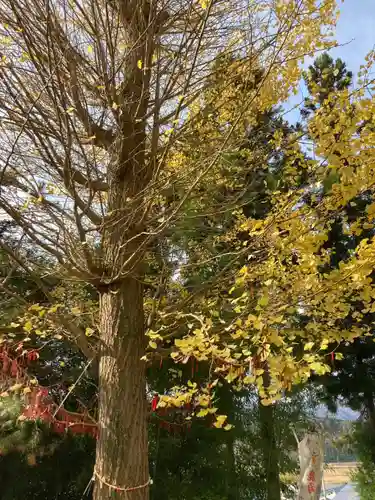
[
  {"x1": 163, "y1": 42, "x2": 375, "y2": 406},
  {"x1": 213, "y1": 414, "x2": 227, "y2": 428},
  {"x1": 23, "y1": 321, "x2": 32, "y2": 333},
  {"x1": 85, "y1": 327, "x2": 94, "y2": 337}
]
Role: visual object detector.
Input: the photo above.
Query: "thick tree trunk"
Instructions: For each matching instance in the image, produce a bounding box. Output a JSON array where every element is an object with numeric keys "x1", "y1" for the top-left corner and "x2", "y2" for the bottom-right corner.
[
  {"x1": 92, "y1": 4, "x2": 155, "y2": 496},
  {"x1": 94, "y1": 278, "x2": 149, "y2": 500},
  {"x1": 260, "y1": 365, "x2": 281, "y2": 500},
  {"x1": 226, "y1": 430, "x2": 238, "y2": 500},
  {"x1": 259, "y1": 400, "x2": 281, "y2": 500}
]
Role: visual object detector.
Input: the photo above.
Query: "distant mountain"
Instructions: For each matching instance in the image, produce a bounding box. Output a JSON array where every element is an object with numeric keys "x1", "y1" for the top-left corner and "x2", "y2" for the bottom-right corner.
[{"x1": 316, "y1": 405, "x2": 360, "y2": 421}]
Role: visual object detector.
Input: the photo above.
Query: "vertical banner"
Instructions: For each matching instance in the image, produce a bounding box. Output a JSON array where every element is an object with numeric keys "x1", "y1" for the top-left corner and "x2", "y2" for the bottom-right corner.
[{"x1": 297, "y1": 432, "x2": 324, "y2": 499}]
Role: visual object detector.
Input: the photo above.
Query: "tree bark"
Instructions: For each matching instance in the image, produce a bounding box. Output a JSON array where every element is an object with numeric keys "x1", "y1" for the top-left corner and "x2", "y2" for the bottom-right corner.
[
  {"x1": 94, "y1": 278, "x2": 149, "y2": 500},
  {"x1": 259, "y1": 400, "x2": 281, "y2": 500},
  {"x1": 91, "y1": 2, "x2": 157, "y2": 497},
  {"x1": 226, "y1": 430, "x2": 238, "y2": 500},
  {"x1": 260, "y1": 364, "x2": 281, "y2": 500}
]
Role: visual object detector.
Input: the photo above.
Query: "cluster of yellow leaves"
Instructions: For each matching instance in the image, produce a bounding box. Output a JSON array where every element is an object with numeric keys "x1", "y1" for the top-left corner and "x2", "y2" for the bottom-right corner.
[
  {"x1": 164, "y1": 42, "x2": 375, "y2": 404},
  {"x1": 159, "y1": 0, "x2": 339, "y2": 207},
  {"x1": 156, "y1": 381, "x2": 233, "y2": 430},
  {"x1": 3, "y1": 282, "x2": 98, "y2": 346}
]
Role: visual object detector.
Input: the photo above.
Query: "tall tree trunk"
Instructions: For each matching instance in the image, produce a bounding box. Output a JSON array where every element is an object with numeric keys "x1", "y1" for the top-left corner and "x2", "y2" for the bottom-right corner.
[
  {"x1": 226, "y1": 430, "x2": 238, "y2": 500},
  {"x1": 94, "y1": 278, "x2": 149, "y2": 500},
  {"x1": 259, "y1": 400, "x2": 281, "y2": 500},
  {"x1": 220, "y1": 384, "x2": 238, "y2": 500},
  {"x1": 92, "y1": 3, "x2": 157, "y2": 497},
  {"x1": 260, "y1": 365, "x2": 281, "y2": 500}
]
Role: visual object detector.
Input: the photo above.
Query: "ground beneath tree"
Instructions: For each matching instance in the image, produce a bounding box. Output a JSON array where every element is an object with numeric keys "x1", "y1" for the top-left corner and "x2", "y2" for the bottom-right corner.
[
  {"x1": 323, "y1": 462, "x2": 357, "y2": 485},
  {"x1": 321, "y1": 463, "x2": 359, "y2": 499},
  {"x1": 331, "y1": 483, "x2": 358, "y2": 499}
]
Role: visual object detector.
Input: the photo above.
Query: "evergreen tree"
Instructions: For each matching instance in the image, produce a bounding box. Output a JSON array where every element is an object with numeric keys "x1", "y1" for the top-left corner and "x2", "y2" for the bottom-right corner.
[
  {"x1": 301, "y1": 52, "x2": 353, "y2": 119},
  {"x1": 148, "y1": 55, "x2": 316, "y2": 500},
  {"x1": 301, "y1": 54, "x2": 375, "y2": 429}
]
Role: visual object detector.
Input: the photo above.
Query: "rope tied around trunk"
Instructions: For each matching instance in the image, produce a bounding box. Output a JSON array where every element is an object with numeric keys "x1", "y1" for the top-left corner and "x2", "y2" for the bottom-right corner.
[{"x1": 94, "y1": 470, "x2": 151, "y2": 495}]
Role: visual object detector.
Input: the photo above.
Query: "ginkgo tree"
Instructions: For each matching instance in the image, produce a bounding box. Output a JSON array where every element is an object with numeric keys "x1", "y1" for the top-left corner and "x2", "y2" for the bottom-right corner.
[
  {"x1": 161, "y1": 47, "x2": 375, "y2": 415},
  {"x1": 0, "y1": 0, "x2": 342, "y2": 498}
]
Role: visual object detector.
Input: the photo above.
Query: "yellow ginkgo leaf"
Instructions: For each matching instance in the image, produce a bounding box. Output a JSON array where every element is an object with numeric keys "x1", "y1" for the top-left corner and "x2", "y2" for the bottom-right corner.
[
  {"x1": 23, "y1": 321, "x2": 33, "y2": 333},
  {"x1": 9, "y1": 383, "x2": 23, "y2": 392},
  {"x1": 137, "y1": 59, "x2": 142, "y2": 69},
  {"x1": 196, "y1": 408, "x2": 209, "y2": 417},
  {"x1": 304, "y1": 341, "x2": 314, "y2": 351},
  {"x1": 258, "y1": 295, "x2": 269, "y2": 307},
  {"x1": 213, "y1": 414, "x2": 227, "y2": 428}
]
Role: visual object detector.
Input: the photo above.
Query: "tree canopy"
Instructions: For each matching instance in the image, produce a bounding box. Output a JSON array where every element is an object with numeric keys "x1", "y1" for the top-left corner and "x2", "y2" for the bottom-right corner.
[{"x1": 0, "y1": 1, "x2": 374, "y2": 499}]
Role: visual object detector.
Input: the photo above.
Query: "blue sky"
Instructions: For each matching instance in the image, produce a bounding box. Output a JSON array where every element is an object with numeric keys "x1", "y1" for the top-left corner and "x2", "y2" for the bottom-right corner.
[
  {"x1": 285, "y1": 0, "x2": 375, "y2": 121},
  {"x1": 332, "y1": 0, "x2": 375, "y2": 74}
]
